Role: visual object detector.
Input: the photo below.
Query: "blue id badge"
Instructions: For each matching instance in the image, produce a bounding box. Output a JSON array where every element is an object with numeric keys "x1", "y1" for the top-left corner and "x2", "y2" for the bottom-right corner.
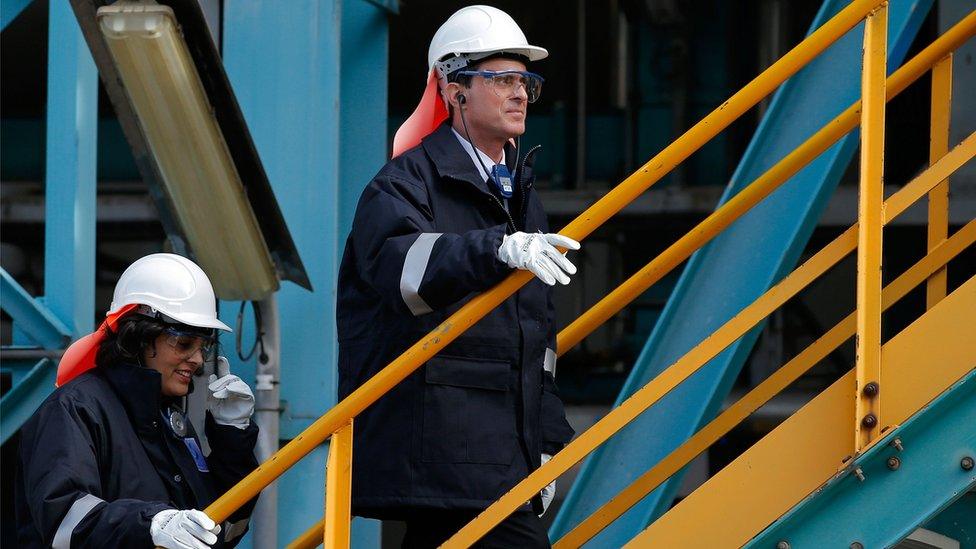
[
  {"x1": 182, "y1": 438, "x2": 210, "y2": 473},
  {"x1": 490, "y1": 164, "x2": 514, "y2": 198}
]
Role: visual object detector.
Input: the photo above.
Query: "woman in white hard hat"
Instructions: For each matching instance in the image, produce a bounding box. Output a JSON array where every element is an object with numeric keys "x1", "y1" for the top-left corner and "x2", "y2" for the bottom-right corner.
[
  {"x1": 339, "y1": 6, "x2": 576, "y2": 547},
  {"x1": 15, "y1": 253, "x2": 258, "y2": 549}
]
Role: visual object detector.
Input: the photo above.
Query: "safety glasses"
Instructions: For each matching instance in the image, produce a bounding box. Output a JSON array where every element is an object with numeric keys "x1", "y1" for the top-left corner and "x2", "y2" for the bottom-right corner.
[
  {"x1": 162, "y1": 328, "x2": 216, "y2": 360},
  {"x1": 456, "y1": 70, "x2": 545, "y2": 103}
]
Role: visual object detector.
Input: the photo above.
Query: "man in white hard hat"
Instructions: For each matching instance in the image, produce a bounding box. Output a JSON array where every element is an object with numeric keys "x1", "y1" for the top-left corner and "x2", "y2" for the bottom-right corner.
[
  {"x1": 16, "y1": 253, "x2": 258, "y2": 548},
  {"x1": 338, "y1": 6, "x2": 576, "y2": 547}
]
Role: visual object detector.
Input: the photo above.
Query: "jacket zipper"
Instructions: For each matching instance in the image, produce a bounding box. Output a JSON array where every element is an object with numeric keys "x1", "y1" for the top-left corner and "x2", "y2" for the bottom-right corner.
[
  {"x1": 515, "y1": 145, "x2": 541, "y2": 229},
  {"x1": 488, "y1": 195, "x2": 518, "y2": 234}
]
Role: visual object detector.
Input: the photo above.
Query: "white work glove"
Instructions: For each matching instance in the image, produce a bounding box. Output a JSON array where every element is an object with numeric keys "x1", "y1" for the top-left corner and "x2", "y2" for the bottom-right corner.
[
  {"x1": 497, "y1": 232, "x2": 580, "y2": 286},
  {"x1": 150, "y1": 509, "x2": 220, "y2": 549},
  {"x1": 539, "y1": 453, "x2": 556, "y2": 516},
  {"x1": 207, "y1": 356, "x2": 254, "y2": 429}
]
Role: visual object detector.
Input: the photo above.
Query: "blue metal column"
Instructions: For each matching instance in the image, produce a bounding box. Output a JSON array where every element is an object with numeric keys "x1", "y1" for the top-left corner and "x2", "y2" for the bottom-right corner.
[
  {"x1": 43, "y1": 0, "x2": 98, "y2": 338},
  {"x1": 551, "y1": 1, "x2": 932, "y2": 545},
  {"x1": 1, "y1": 0, "x2": 97, "y2": 440},
  {"x1": 221, "y1": 1, "x2": 387, "y2": 545}
]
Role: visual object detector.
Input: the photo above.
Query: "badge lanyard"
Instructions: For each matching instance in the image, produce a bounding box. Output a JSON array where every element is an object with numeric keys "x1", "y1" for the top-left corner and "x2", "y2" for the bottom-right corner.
[{"x1": 162, "y1": 407, "x2": 209, "y2": 473}]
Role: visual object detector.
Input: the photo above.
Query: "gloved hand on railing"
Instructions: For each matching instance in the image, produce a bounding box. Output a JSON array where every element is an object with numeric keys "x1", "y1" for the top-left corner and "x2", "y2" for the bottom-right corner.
[
  {"x1": 150, "y1": 509, "x2": 220, "y2": 549},
  {"x1": 207, "y1": 356, "x2": 255, "y2": 429},
  {"x1": 539, "y1": 453, "x2": 556, "y2": 516},
  {"x1": 497, "y1": 232, "x2": 580, "y2": 286}
]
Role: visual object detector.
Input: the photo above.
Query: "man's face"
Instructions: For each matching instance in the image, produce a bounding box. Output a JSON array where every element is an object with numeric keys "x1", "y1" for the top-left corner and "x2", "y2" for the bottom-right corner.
[{"x1": 457, "y1": 58, "x2": 530, "y2": 141}]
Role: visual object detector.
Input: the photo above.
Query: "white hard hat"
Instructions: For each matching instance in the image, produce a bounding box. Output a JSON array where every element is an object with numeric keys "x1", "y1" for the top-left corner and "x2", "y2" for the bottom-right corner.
[
  {"x1": 110, "y1": 253, "x2": 232, "y2": 332},
  {"x1": 428, "y1": 5, "x2": 548, "y2": 82}
]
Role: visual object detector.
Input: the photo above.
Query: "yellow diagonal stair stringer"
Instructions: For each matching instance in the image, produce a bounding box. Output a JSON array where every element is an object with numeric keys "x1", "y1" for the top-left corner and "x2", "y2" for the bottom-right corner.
[{"x1": 626, "y1": 275, "x2": 976, "y2": 548}]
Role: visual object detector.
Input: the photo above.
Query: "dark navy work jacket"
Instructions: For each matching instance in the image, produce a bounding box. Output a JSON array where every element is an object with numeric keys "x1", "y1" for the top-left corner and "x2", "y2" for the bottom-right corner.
[
  {"x1": 337, "y1": 122, "x2": 575, "y2": 518},
  {"x1": 15, "y1": 363, "x2": 258, "y2": 548}
]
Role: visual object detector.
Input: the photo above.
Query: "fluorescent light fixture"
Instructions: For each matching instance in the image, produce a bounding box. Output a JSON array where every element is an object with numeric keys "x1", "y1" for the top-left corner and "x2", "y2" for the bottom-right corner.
[{"x1": 96, "y1": 0, "x2": 279, "y2": 301}]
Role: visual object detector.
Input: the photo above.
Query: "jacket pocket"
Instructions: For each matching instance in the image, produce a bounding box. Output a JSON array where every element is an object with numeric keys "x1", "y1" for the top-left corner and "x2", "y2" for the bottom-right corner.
[{"x1": 420, "y1": 355, "x2": 516, "y2": 465}]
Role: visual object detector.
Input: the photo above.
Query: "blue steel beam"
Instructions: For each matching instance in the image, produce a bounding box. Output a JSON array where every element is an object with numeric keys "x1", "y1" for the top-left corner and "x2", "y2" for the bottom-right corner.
[
  {"x1": 44, "y1": 0, "x2": 97, "y2": 337},
  {"x1": 221, "y1": 0, "x2": 386, "y2": 545},
  {"x1": 1, "y1": 269, "x2": 71, "y2": 349},
  {"x1": 551, "y1": 1, "x2": 932, "y2": 545},
  {"x1": 0, "y1": 359, "x2": 56, "y2": 444},
  {"x1": 1, "y1": 0, "x2": 31, "y2": 30},
  {"x1": 747, "y1": 369, "x2": 976, "y2": 548}
]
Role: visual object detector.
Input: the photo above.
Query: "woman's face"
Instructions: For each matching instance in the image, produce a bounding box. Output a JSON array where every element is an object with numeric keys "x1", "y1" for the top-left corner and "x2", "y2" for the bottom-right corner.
[{"x1": 143, "y1": 330, "x2": 211, "y2": 397}]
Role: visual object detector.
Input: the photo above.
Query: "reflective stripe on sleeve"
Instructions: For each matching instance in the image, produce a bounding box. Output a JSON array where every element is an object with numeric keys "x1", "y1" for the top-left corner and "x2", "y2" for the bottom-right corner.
[
  {"x1": 52, "y1": 494, "x2": 105, "y2": 549},
  {"x1": 400, "y1": 233, "x2": 442, "y2": 316},
  {"x1": 544, "y1": 347, "x2": 557, "y2": 377}
]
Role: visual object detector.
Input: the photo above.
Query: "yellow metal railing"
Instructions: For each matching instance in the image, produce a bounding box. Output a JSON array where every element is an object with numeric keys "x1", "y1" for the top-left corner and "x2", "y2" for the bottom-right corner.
[
  {"x1": 853, "y1": 2, "x2": 886, "y2": 452},
  {"x1": 193, "y1": 2, "x2": 975, "y2": 547}
]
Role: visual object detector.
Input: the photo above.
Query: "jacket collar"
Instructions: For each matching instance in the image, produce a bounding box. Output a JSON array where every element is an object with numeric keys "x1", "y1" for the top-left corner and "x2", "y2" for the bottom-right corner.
[
  {"x1": 101, "y1": 362, "x2": 173, "y2": 429},
  {"x1": 421, "y1": 121, "x2": 517, "y2": 197}
]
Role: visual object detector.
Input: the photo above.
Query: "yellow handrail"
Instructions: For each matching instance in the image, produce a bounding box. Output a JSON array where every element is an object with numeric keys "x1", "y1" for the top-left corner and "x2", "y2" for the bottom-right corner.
[
  {"x1": 553, "y1": 220, "x2": 976, "y2": 548},
  {"x1": 203, "y1": 0, "x2": 891, "y2": 528},
  {"x1": 441, "y1": 133, "x2": 976, "y2": 547}
]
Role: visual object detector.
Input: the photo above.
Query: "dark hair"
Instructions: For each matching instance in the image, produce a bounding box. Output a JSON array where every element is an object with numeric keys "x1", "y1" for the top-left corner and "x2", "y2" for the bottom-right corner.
[{"x1": 95, "y1": 315, "x2": 168, "y2": 369}]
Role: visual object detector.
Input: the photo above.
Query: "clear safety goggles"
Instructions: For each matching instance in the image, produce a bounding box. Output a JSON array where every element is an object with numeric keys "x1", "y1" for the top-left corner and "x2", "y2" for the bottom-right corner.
[
  {"x1": 162, "y1": 328, "x2": 216, "y2": 360},
  {"x1": 456, "y1": 70, "x2": 545, "y2": 103}
]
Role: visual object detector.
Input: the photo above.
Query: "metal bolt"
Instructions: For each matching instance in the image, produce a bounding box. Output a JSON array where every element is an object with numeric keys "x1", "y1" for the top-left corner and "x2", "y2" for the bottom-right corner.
[
  {"x1": 854, "y1": 467, "x2": 865, "y2": 482},
  {"x1": 776, "y1": 542, "x2": 791, "y2": 549},
  {"x1": 886, "y1": 456, "x2": 901, "y2": 471},
  {"x1": 863, "y1": 382, "x2": 879, "y2": 397},
  {"x1": 962, "y1": 457, "x2": 975, "y2": 471},
  {"x1": 861, "y1": 414, "x2": 878, "y2": 429},
  {"x1": 889, "y1": 437, "x2": 904, "y2": 451},
  {"x1": 851, "y1": 543, "x2": 865, "y2": 549}
]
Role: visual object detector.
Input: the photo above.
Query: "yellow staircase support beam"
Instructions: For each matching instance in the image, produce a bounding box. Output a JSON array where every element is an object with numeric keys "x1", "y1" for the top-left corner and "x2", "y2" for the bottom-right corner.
[
  {"x1": 854, "y1": 1, "x2": 887, "y2": 451},
  {"x1": 323, "y1": 420, "x2": 353, "y2": 549},
  {"x1": 626, "y1": 276, "x2": 976, "y2": 548},
  {"x1": 927, "y1": 53, "x2": 952, "y2": 308}
]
